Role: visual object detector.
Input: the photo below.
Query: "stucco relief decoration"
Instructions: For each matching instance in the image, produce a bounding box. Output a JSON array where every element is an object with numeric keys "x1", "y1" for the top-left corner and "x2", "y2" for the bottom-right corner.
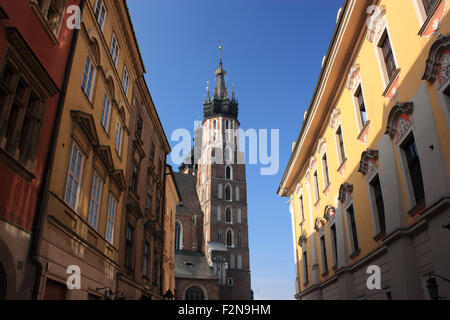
[
  {"x1": 308, "y1": 156, "x2": 317, "y2": 172},
  {"x1": 323, "y1": 205, "x2": 336, "y2": 222},
  {"x1": 316, "y1": 138, "x2": 326, "y2": 156},
  {"x1": 366, "y1": 5, "x2": 386, "y2": 43},
  {"x1": 358, "y1": 124, "x2": 370, "y2": 145},
  {"x1": 438, "y1": 51, "x2": 450, "y2": 85},
  {"x1": 345, "y1": 64, "x2": 361, "y2": 92},
  {"x1": 358, "y1": 149, "x2": 379, "y2": 180},
  {"x1": 338, "y1": 183, "x2": 353, "y2": 208},
  {"x1": 423, "y1": 35, "x2": 450, "y2": 82},
  {"x1": 385, "y1": 102, "x2": 414, "y2": 140},
  {"x1": 314, "y1": 218, "x2": 325, "y2": 232},
  {"x1": 298, "y1": 234, "x2": 307, "y2": 247},
  {"x1": 328, "y1": 108, "x2": 341, "y2": 130},
  {"x1": 421, "y1": 0, "x2": 447, "y2": 38}
]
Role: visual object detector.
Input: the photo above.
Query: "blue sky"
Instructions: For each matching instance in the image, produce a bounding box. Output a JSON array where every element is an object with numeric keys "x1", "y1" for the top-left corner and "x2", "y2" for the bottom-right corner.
[{"x1": 127, "y1": 0, "x2": 344, "y2": 300}]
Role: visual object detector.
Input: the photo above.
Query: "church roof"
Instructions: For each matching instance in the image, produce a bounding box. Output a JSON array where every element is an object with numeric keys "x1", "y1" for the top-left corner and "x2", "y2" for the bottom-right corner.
[
  {"x1": 173, "y1": 172, "x2": 202, "y2": 215},
  {"x1": 174, "y1": 251, "x2": 218, "y2": 280}
]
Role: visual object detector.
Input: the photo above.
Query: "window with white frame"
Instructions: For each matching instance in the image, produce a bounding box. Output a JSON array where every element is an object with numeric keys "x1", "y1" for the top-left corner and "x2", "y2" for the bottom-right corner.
[
  {"x1": 226, "y1": 229, "x2": 234, "y2": 247},
  {"x1": 100, "y1": 94, "x2": 111, "y2": 130},
  {"x1": 81, "y1": 55, "x2": 96, "y2": 99},
  {"x1": 122, "y1": 65, "x2": 130, "y2": 96},
  {"x1": 65, "y1": 143, "x2": 85, "y2": 210},
  {"x1": 329, "y1": 223, "x2": 338, "y2": 267},
  {"x1": 320, "y1": 234, "x2": 329, "y2": 275},
  {"x1": 346, "y1": 204, "x2": 360, "y2": 255},
  {"x1": 115, "y1": 120, "x2": 123, "y2": 155},
  {"x1": 94, "y1": 0, "x2": 107, "y2": 31},
  {"x1": 369, "y1": 174, "x2": 386, "y2": 235},
  {"x1": 175, "y1": 221, "x2": 182, "y2": 250},
  {"x1": 227, "y1": 278, "x2": 233, "y2": 286},
  {"x1": 313, "y1": 170, "x2": 320, "y2": 202},
  {"x1": 298, "y1": 194, "x2": 305, "y2": 223},
  {"x1": 105, "y1": 193, "x2": 118, "y2": 244},
  {"x1": 110, "y1": 33, "x2": 120, "y2": 67},
  {"x1": 225, "y1": 207, "x2": 232, "y2": 224},
  {"x1": 378, "y1": 30, "x2": 398, "y2": 84},
  {"x1": 335, "y1": 125, "x2": 346, "y2": 165},
  {"x1": 33, "y1": 0, "x2": 66, "y2": 37},
  {"x1": 225, "y1": 165, "x2": 232, "y2": 180},
  {"x1": 88, "y1": 171, "x2": 103, "y2": 229},
  {"x1": 400, "y1": 133, "x2": 425, "y2": 205},
  {"x1": 322, "y1": 154, "x2": 330, "y2": 188},
  {"x1": 354, "y1": 85, "x2": 368, "y2": 130},
  {"x1": 302, "y1": 248, "x2": 309, "y2": 284},
  {"x1": 225, "y1": 184, "x2": 232, "y2": 201}
]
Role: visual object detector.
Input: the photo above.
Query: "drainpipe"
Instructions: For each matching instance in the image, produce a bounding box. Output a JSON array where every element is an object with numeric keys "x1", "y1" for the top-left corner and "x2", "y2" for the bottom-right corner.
[
  {"x1": 160, "y1": 154, "x2": 168, "y2": 298},
  {"x1": 30, "y1": 0, "x2": 86, "y2": 300}
]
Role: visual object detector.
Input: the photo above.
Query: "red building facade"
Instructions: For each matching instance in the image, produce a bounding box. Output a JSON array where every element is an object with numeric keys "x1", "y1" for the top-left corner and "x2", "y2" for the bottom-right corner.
[{"x1": 0, "y1": 0, "x2": 80, "y2": 299}]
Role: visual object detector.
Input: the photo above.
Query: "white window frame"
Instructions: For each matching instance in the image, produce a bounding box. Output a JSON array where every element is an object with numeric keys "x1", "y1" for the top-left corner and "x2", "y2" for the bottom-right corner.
[
  {"x1": 175, "y1": 220, "x2": 183, "y2": 250},
  {"x1": 319, "y1": 234, "x2": 329, "y2": 275},
  {"x1": 225, "y1": 164, "x2": 233, "y2": 180},
  {"x1": 110, "y1": 33, "x2": 120, "y2": 67},
  {"x1": 225, "y1": 183, "x2": 232, "y2": 201},
  {"x1": 88, "y1": 170, "x2": 103, "y2": 230},
  {"x1": 81, "y1": 55, "x2": 96, "y2": 100},
  {"x1": 105, "y1": 192, "x2": 118, "y2": 244},
  {"x1": 345, "y1": 201, "x2": 360, "y2": 255},
  {"x1": 64, "y1": 142, "x2": 85, "y2": 211},
  {"x1": 352, "y1": 83, "x2": 369, "y2": 133},
  {"x1": 225, "y1": 206, "x2": 233, "y2": 224},
  {"x1": 94, "y1": 0, "x2": 107, "y2": 31},
  {"x1": 374, "y1": 26, "x2": 399, "y2": 90},
  {"x1": 122, "y1": 65, "x2": 130, "y2": 96},
  {"x1": 412, "y1": 0, "x2": 442, "y2": 27},
  {"x1": 367, "y1": 172, "x2": 387, "y2": 237},
  {"x1": 226, "y1": 228, "x2": 234, "y2": 248},
  {"x1": 115, "y1": 119, "x2": 123, "y2": 156},
  {"x1": 335, "y1": 125, "x2": 346, "y2": 166},
  {"x1": 100, "y1": 94, "x2": 111, "y2": 131}
]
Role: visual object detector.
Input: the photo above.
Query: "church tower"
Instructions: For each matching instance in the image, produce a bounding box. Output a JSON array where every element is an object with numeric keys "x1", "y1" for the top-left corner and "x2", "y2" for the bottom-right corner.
[{"x1": 196, "y1": 46, "x2": 252, "y2": 300}]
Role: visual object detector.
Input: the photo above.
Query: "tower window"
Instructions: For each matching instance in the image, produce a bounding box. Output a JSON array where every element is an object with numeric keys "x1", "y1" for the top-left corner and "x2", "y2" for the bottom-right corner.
[
  {"x1": 175, "y1": 221, "x2": 182, "y2": 250},
  {"x1": 225, "y1": 207, "x2": 232, "y2": 223},
  {"x1": 185, "y1": 286, "x2": 205, "y2": 300},
  {"x1": 226, "y1": 165, "x2": 232, "y2": 180},
  {"x1": 226, "y1": 229, "x2": 234, "y2": 247},
  {"x1": 225, "y1": 185, "x2": 232, "y2": 201}
]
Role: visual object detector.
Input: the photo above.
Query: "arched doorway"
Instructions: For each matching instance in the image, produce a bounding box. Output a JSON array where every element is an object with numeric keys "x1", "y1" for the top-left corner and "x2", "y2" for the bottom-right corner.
[{"x1": 184, "y1": 285, "x2": 206, "y2": 300}]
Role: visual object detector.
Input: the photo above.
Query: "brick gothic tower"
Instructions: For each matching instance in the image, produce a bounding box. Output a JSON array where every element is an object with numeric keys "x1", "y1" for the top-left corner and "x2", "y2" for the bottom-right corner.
[{"x1": 196, "y1": 47, "x2": 252, "y2": 300}]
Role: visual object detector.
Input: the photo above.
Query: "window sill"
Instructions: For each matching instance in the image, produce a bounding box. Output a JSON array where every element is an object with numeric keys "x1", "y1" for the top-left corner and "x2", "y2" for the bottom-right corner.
[
  {"x1": 321, "y1": 271, "x2": 329, "y2": 277},
  {"x1": 408, "y1": 199, "x2": 426, "y2": 217},
  {"x1": 382, "y1": 68, "x2": 401, "y2": 98},
  {"x1": 322, "y1": 183, "x2": 331, "y2": 194},
  {"x1": 314, "y1": 198, "x2": 321, "y2": 207},
  {"x1": 418, "y1": 0, "x2": 444, "y2": 36},
  {"x1": 357, "y1": 120, "x2": 370, "y2": 141},
  {"x1": 337, "y1": 158, "x2": 347, "y2": 173},
  {"x1": 373, "y1": 231, "x2": 387, "y2": 242},
  {"x1": 332, "y1": 265, "x2": 338, "y2": 272},
  {"x1": 349, "y1": 249, "x2": 361, "y2": 260},
  {"x1": 303, "y1": 281, "x2": 309, "y2": 287},
  {"x1": 30, "y1": 2, "x2": 60, "y2": 46},
  {"x1": 0, "y1": 147, "x2": 36, "y2": 182}
]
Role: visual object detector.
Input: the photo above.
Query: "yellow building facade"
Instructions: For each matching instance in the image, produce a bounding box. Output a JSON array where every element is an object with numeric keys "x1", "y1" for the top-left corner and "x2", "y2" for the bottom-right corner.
[
  {"x1": 35, "y1": 0, "x2": 146, "y2": 299},
  {"x1": 278, "y1": 0, "x2": 450, "y2": 300}
]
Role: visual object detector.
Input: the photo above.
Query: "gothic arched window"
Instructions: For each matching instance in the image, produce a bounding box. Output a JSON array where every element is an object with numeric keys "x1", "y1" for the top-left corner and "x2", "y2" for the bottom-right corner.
[
  {"x1": 184, "y1": 286, "x2": 205, "y2": 300},
  {"x1": 225, "y1": 184, "x2": 232, "y2": 201},
  {"x1": 226, "y1": 229, "x2": 234, "y2": 247},
  {"x1": 225, "y1": 207, "x2": 232, "y2": 223},
  {"x1": 225, "y1": 165, "x2": 232, "y2": 180}
]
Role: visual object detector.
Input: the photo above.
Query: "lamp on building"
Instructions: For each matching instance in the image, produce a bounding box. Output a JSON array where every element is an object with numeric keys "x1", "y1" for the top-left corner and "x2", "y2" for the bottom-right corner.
[
  {"x1": 96, "y1": 287, "x2": 113, "y2": 299},
  {"x1": 426, "y1": 274, "x2": 450, "y2": 300},
  {"x1": 163, "y1": 289, "x2": 175, "y2": 300}
]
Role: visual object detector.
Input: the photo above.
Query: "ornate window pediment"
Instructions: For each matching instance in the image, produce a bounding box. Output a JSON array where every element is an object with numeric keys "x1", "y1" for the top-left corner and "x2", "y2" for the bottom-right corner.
[
  {"x1": 328, "y1": 108, "x2": 341, "y2": 130},
  {"x1": 71, "y1": 110, "x2": 100, "y2": 146},
  {"x1": 346, "y1": 64, "x2": 361, "y2": 92},
  {"x1": 323, "y1": 205, "x2": 336, "y2": 222},
  {"x1": 423, "y1": 34, "x2": 450, "y2": 83},
  {"x1": 358, "y1": 149, "x2": 379, "y2": 179},
  {"x1": 314, "y1": 218, "x2": 325, "y2": 232},
  {"x1": 316, "y1": 138, "x2": 326, "y2": 156},
  {"x1": 366, "y1": 5, "x2": 387, "y2": 44},
  {"x1": 338, "y1": 183, "x2": 353, "y2": 208},
  {"x1": 385, "y1": 102, "x2": 414, "y2": 141},
  {"x1": 94, "y1": 145, "x2": 114, "y2": 172}
]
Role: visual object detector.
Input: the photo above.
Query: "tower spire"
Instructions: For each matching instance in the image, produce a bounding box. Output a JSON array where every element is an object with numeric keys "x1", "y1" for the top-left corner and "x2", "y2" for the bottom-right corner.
[{"x1": 214, "y1": 41, "x2": 228, "y2": 99}]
